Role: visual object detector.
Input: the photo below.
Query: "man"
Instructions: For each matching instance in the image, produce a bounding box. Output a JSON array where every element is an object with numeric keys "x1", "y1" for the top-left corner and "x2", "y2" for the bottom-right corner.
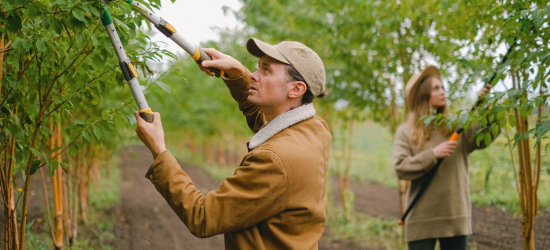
[{"x1": 134, "y1": 37, "x2": 331, "y2": 249}]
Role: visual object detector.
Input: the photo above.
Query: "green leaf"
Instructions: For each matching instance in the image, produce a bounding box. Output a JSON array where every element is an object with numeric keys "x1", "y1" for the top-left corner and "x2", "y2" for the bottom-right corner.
[
  {"x1": 30, "y1": 160, "x2": 42, "y2": 175},
  {"x1": 499, "y1": 117, "x2": 507, "y2": 127},
  {"x1": 69, "y1": 143, "x2": 79, "y2": 156},
  {"x1": 458, "y1": 58, "x2": 474, "y2": 69},
  {"x1": 6, "y1": 12, "x2": 22, "y2": 32},
  {"x1": 531, "y1": 9, "x2": 543, "y2": 27},
  {"x1": 27, "y1": 4, "x2": 42, "y2": 19},
  {"x1": 513, "y1": 132, "x2": 520, "y2": 148},
  {"x1": 496, "y1": 110, "x2": 505, "y2": 121},
  {"x1": 72, "y1": 8, "x2": 85, "y2": 21},
  {"x1": 519, "y1": 102, "x2": 531, "y2": 118},
  {"x1": 92, "y1": 125, "x2": 103, "y2": 141},
  {"x1": 491, "y1": 124, "x2": 499, "y2": 136},
  {"x1": 50, "y1": 17, "x2": 63, "y2": 35},
  {"x1": 509, "y1": 114, "x2": 516, "y2": 127},
  {"x1": 49, "y1": 160, "x2": 59, "y2": 176},
  {"x1": 155, "y1": 81, "x2": 171, "y2": 93},
  {"x1": 484, "y1": 133, "x2": 492, "y2": 146},
  {"x1": 88, "y1": 5, "x2": 101, "y2": 18},
  {"x1": 535, "y1": 120, "x2": 550, "y2": 145},
  {"x1": 476, "y1": 134, "x2": 483, "y2": 147},
  {"x1": 29, "y1": 147, "x2": 41, "y2": 156},
  {"x1": 460, "y1": 113, "x2": 470, "y2": 126},
  {"x1": 82, "y1": 130, "x2": 91, "y2": 142},
  {"x1": 2, "y1": 1, "x2": 13, "y2": 12},
  {"x1": 36, "y1": 38, "x2": 48, "y2": 53},
  {"x1": 534, "y1": 97, "x2": 544, "y2": 107}
]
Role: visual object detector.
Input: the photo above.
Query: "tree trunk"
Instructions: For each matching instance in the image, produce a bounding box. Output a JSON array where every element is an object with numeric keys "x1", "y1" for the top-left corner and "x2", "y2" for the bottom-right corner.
[
  {"x1": 50, "y1": 118, "x2": 64, "y2": 249},
  {"x1": 40, "y1": 167, "x2": 55, "y2": 241},
  {"x1": 19, "y1": 111, "x2": 43, "y2": 250},
  {"x1": 77, "y1": 149, "x2": 89, "y2": 225},
  {"x1": 513, "y1": 73, "x2": 537, "y2": 250},
  {"x1": 217, "y1": 149, "x2": 227, "y2": 167},
  {"x1": 337, "y1": 118, "x2": 355, "y2": 222},
  {"x1": 3, "y1": 129, "x2": 19, "y2": 250}
]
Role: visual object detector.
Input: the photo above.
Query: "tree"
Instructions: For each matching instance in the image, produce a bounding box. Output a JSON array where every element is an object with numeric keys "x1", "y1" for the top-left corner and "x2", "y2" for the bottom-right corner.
[{"x1": 0, "y1": 0, "x2": 172, "y2": 248}]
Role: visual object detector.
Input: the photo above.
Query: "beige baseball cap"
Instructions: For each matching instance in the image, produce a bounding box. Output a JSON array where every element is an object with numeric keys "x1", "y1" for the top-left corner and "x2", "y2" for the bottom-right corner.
[{"x1": 246, "y1": 37, "x2": 326, "y2": 97}]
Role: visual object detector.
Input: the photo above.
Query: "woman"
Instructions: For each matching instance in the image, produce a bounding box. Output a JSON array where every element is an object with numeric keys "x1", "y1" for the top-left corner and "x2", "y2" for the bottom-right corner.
[{"x1": 393, "y1": 66, "x2": 496, "y2": 250}]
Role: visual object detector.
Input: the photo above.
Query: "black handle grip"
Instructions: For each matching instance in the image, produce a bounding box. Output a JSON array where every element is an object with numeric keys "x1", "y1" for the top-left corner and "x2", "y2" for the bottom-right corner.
[
  {"x1": 140, "y1": 112, "x2": 154, "y2": 123},
  {"x1": 196, "y1": 47, "x2": 223, "y2": 78}
]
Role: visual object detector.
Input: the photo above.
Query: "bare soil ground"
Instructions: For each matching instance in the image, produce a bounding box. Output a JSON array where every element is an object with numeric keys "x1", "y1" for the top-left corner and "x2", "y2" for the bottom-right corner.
[{"x1": 114, "y1": 145, "x2": 550, "y2": 249}]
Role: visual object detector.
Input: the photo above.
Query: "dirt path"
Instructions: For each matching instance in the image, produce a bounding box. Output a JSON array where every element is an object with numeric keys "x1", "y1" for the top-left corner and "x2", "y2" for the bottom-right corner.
[
  {"x1": 337, "y1": 177, "x2": 550, "y2": 249},
  {"x1": 116, "y1": 146, "x2": 550, "y2": 249},
  {"x1": 114, "y1": 146, "x2": 224, "y2": 250}
]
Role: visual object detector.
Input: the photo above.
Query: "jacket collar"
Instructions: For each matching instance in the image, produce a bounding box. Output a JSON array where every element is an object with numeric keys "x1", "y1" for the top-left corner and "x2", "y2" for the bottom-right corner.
[{"x1": 248, "y1": 103, "x2": 316, "y2": 150}]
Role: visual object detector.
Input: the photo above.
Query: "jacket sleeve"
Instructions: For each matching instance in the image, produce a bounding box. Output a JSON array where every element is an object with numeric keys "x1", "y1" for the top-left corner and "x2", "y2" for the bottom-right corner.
[
  {"x1": 144, "y1": 150, "x2": 288, "y2": 238},
  {"x1": 222, "y1": 68, "x2": 265, "y2": 133},
  {"x1": 462, "y1": 119, "x2": 501, "y2": 153},
  {"x1": 393, "y1": 127, "x2": 438, "y2": 180}
]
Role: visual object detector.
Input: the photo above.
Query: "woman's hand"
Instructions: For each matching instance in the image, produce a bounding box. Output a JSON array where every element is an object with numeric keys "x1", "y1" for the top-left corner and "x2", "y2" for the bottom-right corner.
[
  {"x1": 433, "y1": 140, "x2": 458, "y2": 159},
  {"x1": 478, "y1": 84, "x2": 492, "y2": 97},
  {"x1": 199, "y1": 48, "x2": 246, "y2": 78}
]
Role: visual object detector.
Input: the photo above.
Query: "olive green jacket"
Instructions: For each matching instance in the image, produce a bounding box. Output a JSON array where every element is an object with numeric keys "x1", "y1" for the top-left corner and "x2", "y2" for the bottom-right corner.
[
  {"x1": 145, "y1": 69, "x2": 332, "y2": 249},
  {"x1": 393, "y1": 121, "x2": 498, "y2": 242}
]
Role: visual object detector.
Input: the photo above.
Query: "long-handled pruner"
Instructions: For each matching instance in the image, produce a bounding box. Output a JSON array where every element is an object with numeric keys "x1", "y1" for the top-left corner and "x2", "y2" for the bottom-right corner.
[
  {"x1": 101, "y1": 6, "x2": 154, "y2": 123},
  {"x1": 125, "y1": 0, "x2": 225, "y2": 77},
  {"x1": 398, "y1": 39, "x2": 518, "y2": 225}
]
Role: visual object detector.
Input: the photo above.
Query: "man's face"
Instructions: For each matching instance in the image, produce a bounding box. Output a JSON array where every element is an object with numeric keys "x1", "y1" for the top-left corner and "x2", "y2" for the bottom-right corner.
[{"x1": 248, "y1": 55, "x2": 291, "y2": 107}]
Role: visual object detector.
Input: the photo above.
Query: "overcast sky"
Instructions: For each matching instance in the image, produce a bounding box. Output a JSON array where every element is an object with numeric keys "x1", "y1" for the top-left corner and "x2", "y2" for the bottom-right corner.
[{"x1": 152, "y1": 0, "x2": 243, "y2": 57}]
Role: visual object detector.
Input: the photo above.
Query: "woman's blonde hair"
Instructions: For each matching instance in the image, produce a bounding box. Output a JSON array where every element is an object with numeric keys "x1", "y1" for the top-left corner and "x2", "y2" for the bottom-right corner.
[{"x1": 409, "y1": 76, "x2": 451, "y2": 147}]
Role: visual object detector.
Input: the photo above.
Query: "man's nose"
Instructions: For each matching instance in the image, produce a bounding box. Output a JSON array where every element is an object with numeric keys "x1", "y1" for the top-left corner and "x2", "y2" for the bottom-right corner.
[{"x1": 250, "y1": 71, "x2": 258, "y2": 81}]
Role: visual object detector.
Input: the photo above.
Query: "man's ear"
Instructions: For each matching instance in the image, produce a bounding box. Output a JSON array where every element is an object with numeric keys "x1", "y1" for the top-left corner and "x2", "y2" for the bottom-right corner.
[{"x1": 288, "y1": 81, "x2": 307, "y2": 98}]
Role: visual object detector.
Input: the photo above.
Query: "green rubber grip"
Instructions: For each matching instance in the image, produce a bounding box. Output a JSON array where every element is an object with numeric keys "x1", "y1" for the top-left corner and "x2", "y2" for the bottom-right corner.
[
  {"x1": 140, "y1": 112, "x2": 154, "y2": 123},
  {"x1": 196, "y1": 47, "x2": 224, "y2": 78},
  {"x1": 101, "y1": 6, "x2": 113, "y2": 26}
]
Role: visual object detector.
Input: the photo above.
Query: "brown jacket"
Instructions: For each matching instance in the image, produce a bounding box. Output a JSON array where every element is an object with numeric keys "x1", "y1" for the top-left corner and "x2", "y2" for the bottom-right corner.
[
  {"x1": 393, "y1": 121, "x2": 498, "y2": 242},
  {"x1": 145, "y1": 69, "x2": 332, "y2": 249}
]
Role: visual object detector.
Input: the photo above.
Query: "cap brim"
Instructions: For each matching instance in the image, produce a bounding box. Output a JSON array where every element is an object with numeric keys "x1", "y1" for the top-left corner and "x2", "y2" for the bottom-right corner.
[
  {"x1": 419, "y1": 66, "x2": 441, "y2": 82},
  {"x1": 246, "y1": 38, "x2": 291, "y2": 65}
]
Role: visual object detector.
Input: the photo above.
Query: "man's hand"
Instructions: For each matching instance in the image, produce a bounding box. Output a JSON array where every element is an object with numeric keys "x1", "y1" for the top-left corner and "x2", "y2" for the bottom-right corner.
[
  {"x1": 135, "y1": 112, "x2": 167, "y2": 160},
  {"x1": 199, "y1": 48, "x2": 246, "y2": 78},
  {"x1": 432, "y1": 140, "x2": 457, "y2": 159}
]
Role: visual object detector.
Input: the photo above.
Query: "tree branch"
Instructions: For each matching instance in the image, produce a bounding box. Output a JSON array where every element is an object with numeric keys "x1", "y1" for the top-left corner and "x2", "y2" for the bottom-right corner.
[
  {"x1": 40, "y1": 99, "x2": 133, "y2": 170},
  {"x1": 43, "y1": 69, "x2": 113, "y2": 120},
  {"x1": 0, "y1": 88, "x2": 14, "y2": 108},
  {"x1": 16, "y1": 51, "x2": 39, "y2": 81}
]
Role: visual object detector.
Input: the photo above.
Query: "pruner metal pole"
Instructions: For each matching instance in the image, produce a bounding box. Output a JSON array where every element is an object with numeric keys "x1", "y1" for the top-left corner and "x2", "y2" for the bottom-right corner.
[
  {"x1": 101, "y1": 6, "x2": 154, "y2": 123},
  {"x1": 126, "y1": 0, "x2": 225, "y2": 78}
]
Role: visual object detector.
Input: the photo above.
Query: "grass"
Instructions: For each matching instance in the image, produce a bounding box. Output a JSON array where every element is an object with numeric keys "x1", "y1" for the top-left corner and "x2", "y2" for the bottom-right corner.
[
  {"x1": 71, "y1": 161, "x2": 122, "y2": 250},
  {"x1": 324, "y1": 178, "x2": 406, "y2": 249},
  {"x1": 469, "y1": 138, "x2": 550, "y2": 212},
  {"x1": 25, "y1": 157, "x2": 122, "y2": 250},
  {"x1": 330, "y1": 120, "x2": 396, "y2": 188},
  {"x1": 325, "y1": 207, "x2": 405, "y2": 249}
]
